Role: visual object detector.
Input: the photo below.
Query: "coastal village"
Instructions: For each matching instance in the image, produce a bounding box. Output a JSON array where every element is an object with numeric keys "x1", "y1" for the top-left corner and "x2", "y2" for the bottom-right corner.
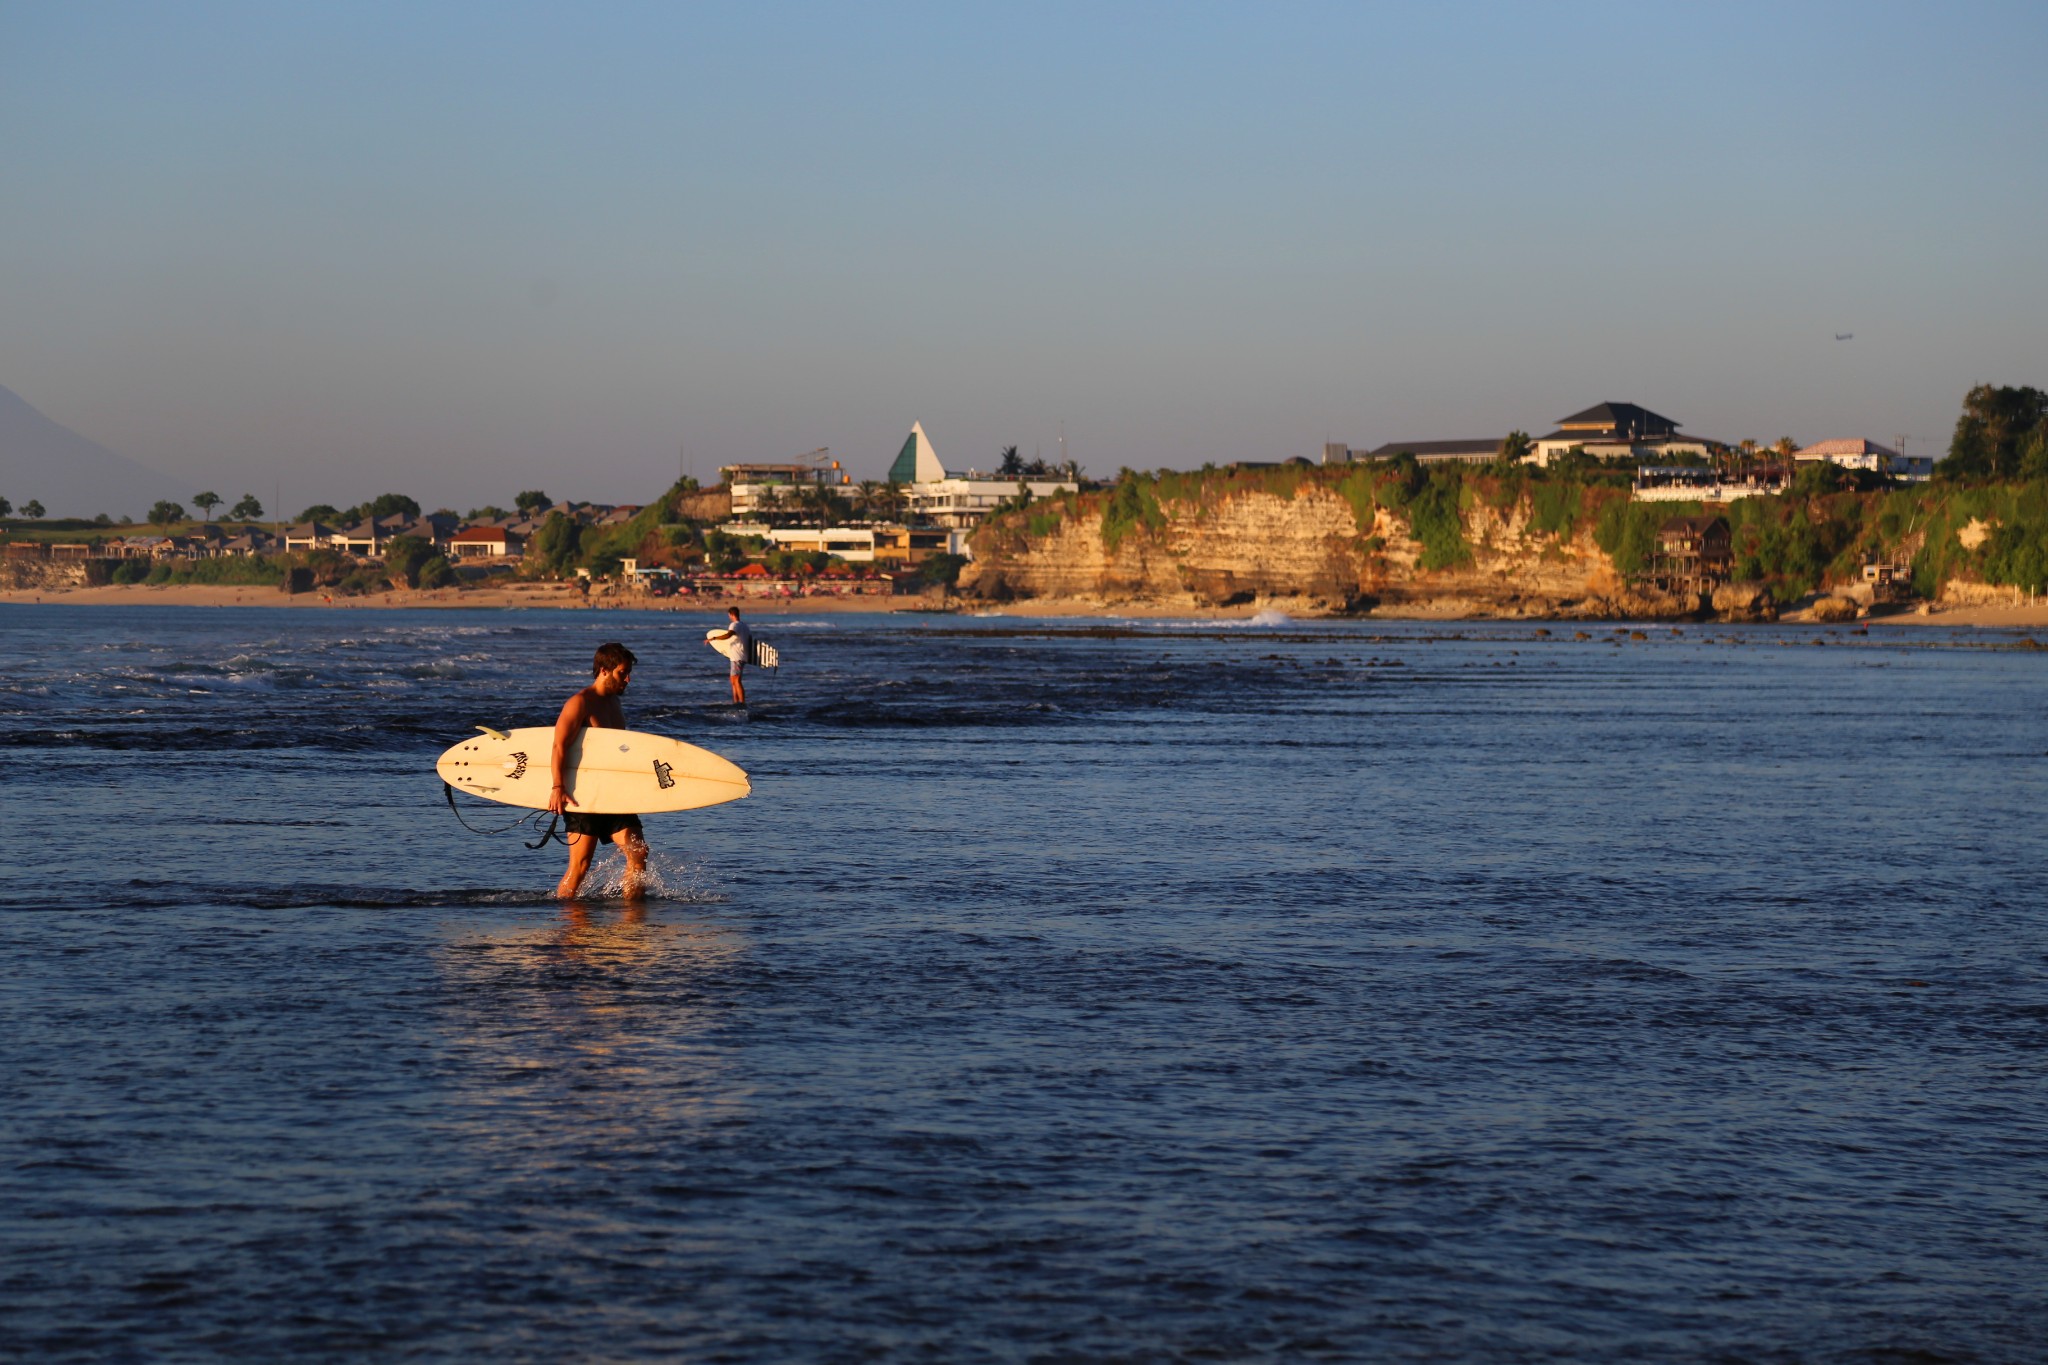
[{"x1": 3, "y1": 390, "x2": 2044, "y2": 621}]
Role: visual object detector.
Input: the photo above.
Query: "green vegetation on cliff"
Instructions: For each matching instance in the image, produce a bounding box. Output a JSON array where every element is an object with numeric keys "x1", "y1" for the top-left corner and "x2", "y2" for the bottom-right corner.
[{"x1": 977, "y1": 454, "x2": 2048, "y2": 603}]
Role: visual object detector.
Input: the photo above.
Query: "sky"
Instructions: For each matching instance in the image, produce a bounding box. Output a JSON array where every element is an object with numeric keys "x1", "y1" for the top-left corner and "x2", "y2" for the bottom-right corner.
[{"x1": 3, "y1": 0, "x2": 2045, "y2": 512}]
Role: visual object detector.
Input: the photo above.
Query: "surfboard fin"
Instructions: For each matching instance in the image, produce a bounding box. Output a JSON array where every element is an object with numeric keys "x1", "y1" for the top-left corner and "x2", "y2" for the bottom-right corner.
[{"x1": 475, "y1": 725, "x2": 510, "y2": 741}]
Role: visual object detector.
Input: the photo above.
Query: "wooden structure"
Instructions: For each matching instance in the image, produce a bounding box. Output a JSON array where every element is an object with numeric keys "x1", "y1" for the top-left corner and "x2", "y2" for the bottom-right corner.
[{"x1": 1649, "y1": 514, "x2": 1732, "y2": 593}]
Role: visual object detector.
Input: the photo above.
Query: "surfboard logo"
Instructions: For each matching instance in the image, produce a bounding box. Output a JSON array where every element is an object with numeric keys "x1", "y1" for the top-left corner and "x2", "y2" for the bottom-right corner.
[
  {"x1": 504, "y1": 751, "x2": 529, "y2": 780},
  {"x1": 652, "y1": 758, "x2": 675, "y2": 790}
]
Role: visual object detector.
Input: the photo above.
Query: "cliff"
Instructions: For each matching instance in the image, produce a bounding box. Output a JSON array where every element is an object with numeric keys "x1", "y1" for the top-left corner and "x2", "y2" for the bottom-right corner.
[
  {"x1": 959, "y1": 464, "x2": 2048, "y2": 620},
  {"x1": 1, "y1": 558, "x2": 108, "y2": 591},
  {"x1": 961, "y1": 468, "x2": 1676, "y2": 618}
]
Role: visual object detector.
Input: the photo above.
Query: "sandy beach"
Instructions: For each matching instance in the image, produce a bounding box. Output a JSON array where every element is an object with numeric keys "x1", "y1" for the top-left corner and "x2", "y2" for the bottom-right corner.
[{"x1": 5, "y1": 579, "x2": 2047, "y2": 627}]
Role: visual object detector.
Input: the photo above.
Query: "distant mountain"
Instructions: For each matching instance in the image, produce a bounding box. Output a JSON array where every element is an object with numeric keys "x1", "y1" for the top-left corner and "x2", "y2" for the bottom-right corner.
[{"x1": 0, "y1": 383, "x2": 191, "y2": 519}]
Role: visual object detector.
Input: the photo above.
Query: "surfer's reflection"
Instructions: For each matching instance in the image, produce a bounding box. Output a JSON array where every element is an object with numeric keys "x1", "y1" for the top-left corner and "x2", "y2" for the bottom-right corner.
[
  {"x1": 556, "y1": 895, "x2": 646, "y2": 949},
  {"x1": 428, "y1": 902, "x2": 749, "y2": 1158}
]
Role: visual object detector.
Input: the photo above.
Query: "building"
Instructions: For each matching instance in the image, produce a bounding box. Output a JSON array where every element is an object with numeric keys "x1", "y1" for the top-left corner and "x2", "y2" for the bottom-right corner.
[
  {"x1": 1794, "y1": 439, "x2": 1932, "y2": 482},
  {"x1": 1631, "y1": 465, "x2": 1787, "y2": 503},
  {"x1": 1529, "y1": 402, "x2": 1720, "y2": 466},
  {"x1": 764, "y1": 523, "x2": 953, "y2": 566},
  {"x1": 722, "y1": 457, "x2": 851, "y2": 517},
  {"x1": 1358, "y1": 439, "x2": 1504, "y2": 465},
  {"x1": 889, "y1": 421, "x2": 1078, "y2": 540},
  {"x1": 283, "y1": 521, "x2": 337, "y2": 552},
  {"x1": 1649, "y1": 515, "x2": 1733, "y2": 592},
  {"x1": 765, "y1": 526, "x2": 885, "y2": 563},
  {"x1": 448, "y1": 526, "x2": 525, "y2": 558}
]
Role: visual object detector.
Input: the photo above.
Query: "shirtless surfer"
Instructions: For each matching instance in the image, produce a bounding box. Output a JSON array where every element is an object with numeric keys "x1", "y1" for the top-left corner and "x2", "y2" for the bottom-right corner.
[{"x1": 549, "y1": 641, "x2": 649, "y2": 899}]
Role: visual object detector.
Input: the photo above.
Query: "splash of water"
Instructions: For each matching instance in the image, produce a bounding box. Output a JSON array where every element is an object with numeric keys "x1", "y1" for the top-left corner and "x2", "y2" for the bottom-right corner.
[{"x1": 584, "y1": 849, "x2": 724, "y2": 903}]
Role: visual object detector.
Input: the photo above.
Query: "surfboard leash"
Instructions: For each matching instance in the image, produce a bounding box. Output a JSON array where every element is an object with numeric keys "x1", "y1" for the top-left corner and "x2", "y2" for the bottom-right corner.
[{"x1": 442, "y1": 781, "x2": 565, "y2": 847}]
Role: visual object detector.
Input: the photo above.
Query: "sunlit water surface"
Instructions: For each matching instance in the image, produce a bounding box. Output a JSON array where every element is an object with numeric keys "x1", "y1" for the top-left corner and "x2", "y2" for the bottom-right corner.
[{"x1": 2, "y1": 605, "x2": 2044, "y2": 1360}]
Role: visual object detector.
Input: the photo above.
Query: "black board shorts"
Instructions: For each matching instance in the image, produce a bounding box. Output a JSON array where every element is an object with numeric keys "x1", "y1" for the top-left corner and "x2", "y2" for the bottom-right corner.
[{"x1": 563, "y1": 811, "x2": 645, "y2": 846}]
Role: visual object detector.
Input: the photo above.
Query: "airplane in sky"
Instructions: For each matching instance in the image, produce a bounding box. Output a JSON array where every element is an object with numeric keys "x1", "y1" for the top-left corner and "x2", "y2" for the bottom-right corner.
[{"x1": 1835, "y1": 333, "x2": 1854, "y2": 341}]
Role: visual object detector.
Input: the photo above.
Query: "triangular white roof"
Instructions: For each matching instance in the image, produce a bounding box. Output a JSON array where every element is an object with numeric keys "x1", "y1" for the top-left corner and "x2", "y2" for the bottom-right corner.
[{"x1": 887, "y1": 421, "x2": 948, "y2": 484}]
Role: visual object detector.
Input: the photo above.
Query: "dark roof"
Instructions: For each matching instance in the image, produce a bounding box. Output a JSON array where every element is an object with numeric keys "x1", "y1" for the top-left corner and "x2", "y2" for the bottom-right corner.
[
  {"x1": 1539, "y1": 429, "x2": 1714, "y2": 445},
  {"x1": 1364, "y1": 439, "x2": 1502, "y2": 459},
  {"x1": 1554, "y1": 402, "x2": 1680, "y2": 436},
  {"x1": 1660, "y1": 514, "x2": 1729, "y2": 535}
]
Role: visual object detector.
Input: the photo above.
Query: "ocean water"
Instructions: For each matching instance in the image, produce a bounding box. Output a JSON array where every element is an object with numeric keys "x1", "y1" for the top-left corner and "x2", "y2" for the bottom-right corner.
[{"x1": 1, "y1": 604, "x2": 2045, "y2": 1361}]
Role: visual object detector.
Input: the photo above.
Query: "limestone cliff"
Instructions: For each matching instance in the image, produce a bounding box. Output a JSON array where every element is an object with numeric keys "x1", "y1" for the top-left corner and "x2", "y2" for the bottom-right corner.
[{"x1": 960, "y1": 475, "x2": 1679, "y2": 618}]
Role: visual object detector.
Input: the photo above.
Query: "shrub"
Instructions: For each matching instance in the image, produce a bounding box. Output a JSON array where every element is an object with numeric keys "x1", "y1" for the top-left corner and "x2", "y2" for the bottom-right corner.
[
  {"x1": 1594, "y1": 499, "x2": 1682, "y2": 580},
  {"x1": 1100, "y1": 472, "x2": 1166, "y2": 553},
  {"x1": 1529, "y1": 480, "x2": 1584, "y2": 538},
  {"x1": 1335, "y1": 467, "x2": 1378, "y2": 534},
  {"x1": 1982, "y1": 521, "x2": 2048, "y2": 592},
  {"x1": 382, "y1": 534, "x2": 438, "y2": 587},
  {"x1": 1406, "y1": 468, "x2": 1472, "y2": 571}
]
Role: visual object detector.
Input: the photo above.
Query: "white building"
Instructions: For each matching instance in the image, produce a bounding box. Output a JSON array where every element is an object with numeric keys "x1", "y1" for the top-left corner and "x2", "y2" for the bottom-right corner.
[
  {"x1": 721, "y1": 458, "x2": 851, "y2": 517},
  {"x1": 886, "y1": 421, "x2": 1078, "y2": 538},
  {"x1": 1528, "y1": 402, "x2": 1720, "y2": 467},
  {"x1": 766, "y1": 526, "x2": 883, "y2": 563},
  {"x1": 1794, "y1": 439, "x2": 1931, "y2": 482}
]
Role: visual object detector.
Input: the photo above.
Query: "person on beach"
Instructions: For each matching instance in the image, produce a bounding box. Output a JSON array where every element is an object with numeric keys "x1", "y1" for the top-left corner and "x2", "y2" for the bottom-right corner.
[
  {"x1": 707, "y1": 605, "x2": 753, "y2": 705},
  {"x1": 549, "y1": 641, "x2": 648, "y2": 899}
]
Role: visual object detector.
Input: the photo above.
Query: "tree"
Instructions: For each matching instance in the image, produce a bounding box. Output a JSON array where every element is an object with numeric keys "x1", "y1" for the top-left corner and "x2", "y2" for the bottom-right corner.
[
  {"x1": 358, "y1": 492, "x2": 419, "y2": 520},
  {"x1": 1495, "y1": 430, "x2": 1534, "y2": 466},
  {"x1": 148, "y1": 500, "x2": 187, "y2": 526},
  {"x1": 192, "y1": 491, "x2": 222, "y2": 519},
  {"x1": 854, "y1": 479, "x2": 882, "y2": 521},
  {"x1": 298, "y1": 504, "x2": 342, "y2": 523},
  {"x1": 381, "y1": 534, "x2": 439, "y2": 587},
  {"x1": 999, "y1": 445, "x2": 1023, "y2": 476},
  {"x1": 230, "y1": 494, "x2": 264, "y2": 521},
  {"x1": 22, "y1": 500, "x2": 44, "y2": 519},
  {"x1": 531, "y1": 511, "x2": 582, "y2": 574},
  {"x1": 1944, "y1": 384, "x2": 2048, "y2": 480},
  {"x1": 0, "y1": 496, "x2": 11, "y2": 517},
  {"x1": 514, "y1": 489, "x2": 551, "y2": 515},
  {"x1": 2021, "y1": 424, "x2": 2048, "y2": 480},
  {"x1": 418, "y1": 555, "x2": 458, "y2": 590}
]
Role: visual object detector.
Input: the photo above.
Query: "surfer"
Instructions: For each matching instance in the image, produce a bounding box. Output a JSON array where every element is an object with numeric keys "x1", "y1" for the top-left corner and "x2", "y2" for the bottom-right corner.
[
  {"x1": 549, "y1": 641, "x2": 649, "y2": 899},
  {"x1": 708, "y1": 605, "x2": 753, "y2": 705}
]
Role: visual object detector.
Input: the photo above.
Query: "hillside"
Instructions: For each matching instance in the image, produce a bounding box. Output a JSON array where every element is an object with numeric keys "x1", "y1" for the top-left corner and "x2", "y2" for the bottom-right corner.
[{"x1": 960, "y1": 462, "x2": 2048, "y2": 619}]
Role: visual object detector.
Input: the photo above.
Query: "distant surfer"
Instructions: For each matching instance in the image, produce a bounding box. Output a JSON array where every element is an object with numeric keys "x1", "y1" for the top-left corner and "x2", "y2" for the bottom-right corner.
[
  {"x1": 707, "y1": 606, "x2": 753, "y2": 705},
  {"x1": 549, "y1": 641, "x2": 649, "y2": 899}
]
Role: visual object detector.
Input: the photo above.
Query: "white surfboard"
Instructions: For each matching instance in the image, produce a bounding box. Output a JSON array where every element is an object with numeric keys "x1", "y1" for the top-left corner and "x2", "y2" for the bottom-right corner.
[
  {"x1": 706, "y1": 628, "x2": 746, "y2": 662},
  {"x1": 436, "y1": 726, "x2": 750, "y2": 814}
]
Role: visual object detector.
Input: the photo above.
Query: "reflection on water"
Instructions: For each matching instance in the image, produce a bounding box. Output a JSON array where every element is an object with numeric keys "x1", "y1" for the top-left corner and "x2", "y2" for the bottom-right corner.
[{"x1": 432, "y1": 902, "x2": 749, "y2": 1128}]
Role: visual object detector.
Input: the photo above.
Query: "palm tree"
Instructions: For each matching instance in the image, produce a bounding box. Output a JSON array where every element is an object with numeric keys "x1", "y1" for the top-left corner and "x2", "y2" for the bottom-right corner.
[
  {"x1": 878, "y1": 481, "x2": 907, "y2": 523},
  {"x1": 856, "y1": 480, "x2": 882, "y2": 522},
  {"x1": 1773, "y1": 437, "x2": 1798, "y2": 478}
]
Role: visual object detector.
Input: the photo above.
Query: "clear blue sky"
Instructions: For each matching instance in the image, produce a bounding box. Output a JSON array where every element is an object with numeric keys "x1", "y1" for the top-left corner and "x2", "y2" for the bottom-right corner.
[{"x1": 3, "y1": 0, "x2": 2044, "y2": 510}]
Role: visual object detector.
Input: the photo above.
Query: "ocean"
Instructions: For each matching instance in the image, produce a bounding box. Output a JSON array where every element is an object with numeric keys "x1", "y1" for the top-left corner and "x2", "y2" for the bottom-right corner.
[{"x1": 1, "y1": 604, "x2": 2044, "y2": 1360}]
